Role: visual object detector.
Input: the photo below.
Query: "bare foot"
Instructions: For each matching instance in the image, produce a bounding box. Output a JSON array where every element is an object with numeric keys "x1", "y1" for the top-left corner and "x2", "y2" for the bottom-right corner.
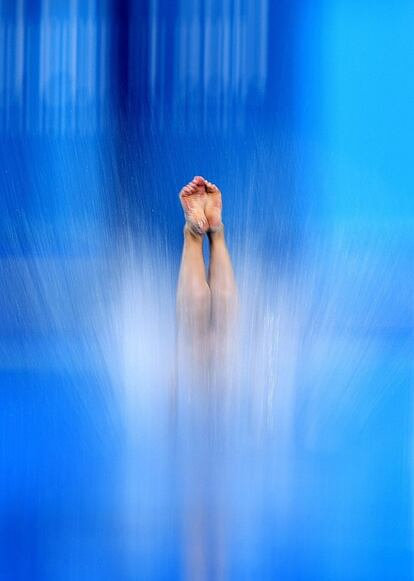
[
  {"x1": 203, "y1": 178, "x2": 223, "y2": 232},
  {"x1": 179, "y1": 176, "x2": 208, "y2": 235}
]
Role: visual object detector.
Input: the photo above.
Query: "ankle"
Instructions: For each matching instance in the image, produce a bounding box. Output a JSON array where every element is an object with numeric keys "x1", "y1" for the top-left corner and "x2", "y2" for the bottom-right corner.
[
  {"x1": 208, "y1": 225, "x2": 225, "y2": 243},
  {"x1": 184, "y1": 223, "x2": 204, "y2": 242}
]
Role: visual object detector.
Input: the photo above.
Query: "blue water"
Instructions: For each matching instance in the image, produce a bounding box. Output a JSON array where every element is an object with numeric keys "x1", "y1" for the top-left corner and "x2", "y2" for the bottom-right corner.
[{"x1": 1, "y1": 1, "x2": 414, "y2": 580}]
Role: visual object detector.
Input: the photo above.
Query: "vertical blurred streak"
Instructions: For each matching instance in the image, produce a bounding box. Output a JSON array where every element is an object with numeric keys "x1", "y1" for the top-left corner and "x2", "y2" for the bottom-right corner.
[
  {"x1": 99, "y1": 19, "x2": 107, "y2": 131},
  {"x1": 110, "y1": 0, "x2": 153, "y2": 222},
  {"x1": 175, "y1": 0, "x2": 181, "y2": 125},
  {"x1": 77, "y1": 20, "x2": 84, "y2": 131},
  {"x1": 70, "y1": 0, "x2": 78, "y2": 133},
  {"x1": 129, "y1": 0, "x2": 151, "y2": 124},
  {"x1": 149, "y1": 0, "x2": 158, "y2": 112},
  {"x1": 222, "y1": 1, "x2": 230, "y2": 131},
  {"x1": 23, "y1": 19, "x2": 32, "y2": 133},
  {"x1": 177, "y1": 15, "x2": 186, "y2": 128},
  {"x1": 258, "y1": 0, "x2": 268, "y2": 95},
  {"x1": 39, "y1": 0, "x2": 48, "y2": 133},
  {"x1": 60, "y1": 21, "x2": 68, "y2": 135},
  {"x1": 203, "y1": 2, "x2": 211, "y2": 130},
  {"x1": 50, "y1": 18, "x2": 56, "y2": 134},
  {"x1": 111, "y1": 0, "x2": 129, "y2": 119},
  {"x1": 191, "y1": 8, "x2": 200, "y2": 130},
  {"x1": 217, "y1": 9, "x2": 223, "y2": 130},
  {"x1": 5, "y1": 21, "x2": 11, "y2": 130},
  {"x1": 16, "y1": 0, "x2": 25, "y2": 132},
  {"x1": 172, "y1": 9, "x2": 178, "y2": 129},
  {"x1": 239, "y1": 0, "x2": 245, "y2": 104},
  {"x1": 158, "y1": 19, "x2": 165, "y2": 130},
  {"x1": 53, "y1": 21, "x2": 59, "y2": 135},
  {"x1": 87, "y1": 1, "x2": 96, "y2": 100},
  {"x1": 1, "y1": 21, "x2": 6, "y2": 129},
  {"x1": 199, "y1": 0, "x2": 205, "y2": 131},
  {"x1": 45, "y1": 0, "x2": 52, "y2": 134},
  {"x1": 228, "y1": 0, "x2": 236, "y2": 125},
  {"x1": 58, "y1": 20, "x2": 64, "y2": 135},
  {"x1": 86, "y1": 9, "x2": 96, "y2": 132},
  {"x1": 0, "y1": 21, "x2": 4, "y2": 128},
  {"x1": 186, "y1": 5, "x2": 191, "y2": 128},
  {"x1": 266, "y1": 0, "x2": 296, "y2": 131},
  {"x1": 232, "y1": 0, "x2": 241, "y2": 127},
  {"x1": 240, "y1": 18, "x2": 247, "y2": 102}
]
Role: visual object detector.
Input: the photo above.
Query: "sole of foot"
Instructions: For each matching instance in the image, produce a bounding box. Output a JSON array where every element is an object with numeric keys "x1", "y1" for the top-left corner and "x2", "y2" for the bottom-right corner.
[
  {"x1": 179, "y1": 176, "x2": 208, "y2": 235},
  {"x1": 203, "y1": 178, "x2": 223, "y2": 232}
]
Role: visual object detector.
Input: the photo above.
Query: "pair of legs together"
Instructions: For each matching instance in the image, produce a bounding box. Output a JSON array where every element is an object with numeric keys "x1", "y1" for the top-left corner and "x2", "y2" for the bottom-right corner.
[
  {"x1": 176, "y1": 176, "x2": 237, "y2": 364},
  {"x1": 176, "y1": 176, "x2": 236, "y2": 580}
]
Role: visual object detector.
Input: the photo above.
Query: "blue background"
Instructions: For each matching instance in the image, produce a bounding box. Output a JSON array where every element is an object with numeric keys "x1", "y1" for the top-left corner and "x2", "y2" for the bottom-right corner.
[{"x1": 0, "y1": 1, "x2": 413, "y2": 579}]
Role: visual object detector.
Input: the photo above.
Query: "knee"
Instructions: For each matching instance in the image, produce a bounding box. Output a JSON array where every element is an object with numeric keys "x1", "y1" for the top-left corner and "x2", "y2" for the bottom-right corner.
[
  {"x1": 212, "y1": 290, "x2": 238, "y2": 326},
  {"x1": 190, "y1": 281, "x2": 211, "y2": 305},
  {"x1": 177, "y1": 281, "x2": 211, "y2": 318},
  {"x1": 213, "y1": 289, "x2": 237, "y2": 310}
]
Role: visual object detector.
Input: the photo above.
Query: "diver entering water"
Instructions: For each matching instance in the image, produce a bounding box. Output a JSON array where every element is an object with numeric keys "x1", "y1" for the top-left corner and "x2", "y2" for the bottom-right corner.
[
  {"x1": 176, "y1": 177, "x2": 237, "y2": 579},
  {"x1": 176, "y1": 176, "x2": 237, "y2": 359}
]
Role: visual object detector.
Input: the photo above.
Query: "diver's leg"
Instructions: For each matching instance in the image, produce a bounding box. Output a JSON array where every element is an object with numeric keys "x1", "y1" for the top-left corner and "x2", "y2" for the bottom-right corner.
[
  {"x1": 204, "y1": 180, "x2": 237, "y2": 331},
  {"x1": 177, "y1": 177, "x2": 211, "y2": 350},
  {"x1": 208, "y1": 228, "x2": 237, "y2": 331},
  {"x1": 176, "y1": 225, "x2": 211, "y2": 338}
]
